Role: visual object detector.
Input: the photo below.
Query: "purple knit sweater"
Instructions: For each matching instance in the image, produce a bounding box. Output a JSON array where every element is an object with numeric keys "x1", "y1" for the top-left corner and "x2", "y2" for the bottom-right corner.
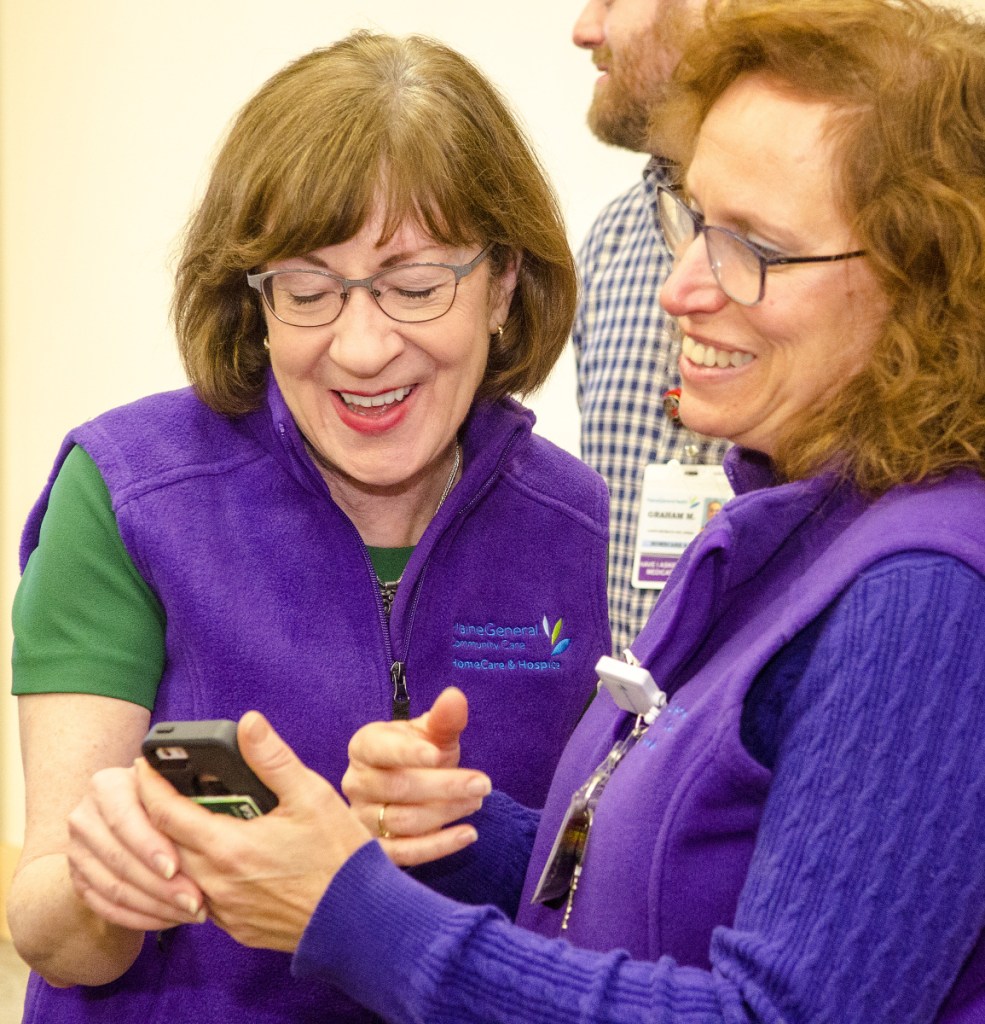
[{"x1": 294, "y1": 451, "x2": 985, "y2": 1024}]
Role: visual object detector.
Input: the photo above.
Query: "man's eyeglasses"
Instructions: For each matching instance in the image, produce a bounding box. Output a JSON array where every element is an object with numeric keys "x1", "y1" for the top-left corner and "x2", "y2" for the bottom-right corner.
[
  {"x1": 246, "y1": 244, "x2": 493, "y2": 328},
  {"x1": 656, "y1": 186, "x2": 866, "y2": 307}
]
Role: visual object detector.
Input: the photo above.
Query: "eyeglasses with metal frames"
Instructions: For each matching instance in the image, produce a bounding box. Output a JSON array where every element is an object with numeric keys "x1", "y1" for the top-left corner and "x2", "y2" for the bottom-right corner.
[
  {"x1": 655, "y1": 186, "x2": 866, "y2": 307},
  {"x1": 246, "y1": 243, "x2": 494, "y2": 327}
]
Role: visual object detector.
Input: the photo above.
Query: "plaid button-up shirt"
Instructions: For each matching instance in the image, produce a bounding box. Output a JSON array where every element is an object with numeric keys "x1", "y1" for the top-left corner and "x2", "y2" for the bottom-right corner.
[{"x1": 573, "y1": 159, "x2": 730, "y2": 656}]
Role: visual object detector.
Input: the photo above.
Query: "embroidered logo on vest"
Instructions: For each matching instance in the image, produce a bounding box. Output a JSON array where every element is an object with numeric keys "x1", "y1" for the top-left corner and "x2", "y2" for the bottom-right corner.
[
  {"x1": 451, "y1": 614, "x2": 573, "y2": 672},
  {"x1": 642, "y1": 702, "x2": 689, "y2": 748}
]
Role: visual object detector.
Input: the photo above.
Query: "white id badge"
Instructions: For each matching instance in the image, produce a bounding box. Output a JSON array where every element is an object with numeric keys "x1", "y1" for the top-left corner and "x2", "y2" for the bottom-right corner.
[{"x1": 631, "y1": 461, "x2": 733, "y2": 591}]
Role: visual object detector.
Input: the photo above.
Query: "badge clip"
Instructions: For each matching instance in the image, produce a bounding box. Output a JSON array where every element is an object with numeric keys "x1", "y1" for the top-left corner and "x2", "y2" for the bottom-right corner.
[{"x1": 596, "y1": 655, "x2": 666, "y2": 718}]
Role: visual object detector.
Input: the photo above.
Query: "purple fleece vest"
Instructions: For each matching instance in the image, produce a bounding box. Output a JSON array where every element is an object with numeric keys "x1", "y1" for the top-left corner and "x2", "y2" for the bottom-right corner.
[
  {"x1": 19, "y1": 374, "x2": 610, "y2": 1024},
  {"x1": 517, "y1": 449, "x2": 985, "y2": 1021}
]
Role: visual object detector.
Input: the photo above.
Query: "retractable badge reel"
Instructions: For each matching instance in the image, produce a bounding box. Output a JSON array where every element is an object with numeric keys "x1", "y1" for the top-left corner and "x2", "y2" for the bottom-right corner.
[
  {"x1": 594, "y1": 655, "x2": 666, "y2": 719},
  {"x1": 531, "y1": 654, "x2": 666, "y2": 929}
]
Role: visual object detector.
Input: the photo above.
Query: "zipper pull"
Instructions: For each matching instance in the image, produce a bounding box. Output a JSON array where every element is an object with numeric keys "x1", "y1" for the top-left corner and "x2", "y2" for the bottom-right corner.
[{"x1": 391, "y1": 661, "x2": 410, "y2": 720}]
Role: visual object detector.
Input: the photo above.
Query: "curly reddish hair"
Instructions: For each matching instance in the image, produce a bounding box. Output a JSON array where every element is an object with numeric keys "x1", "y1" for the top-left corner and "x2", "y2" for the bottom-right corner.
[{"x1": 653, "y1": 0, "x2": 985, "y2": 493}]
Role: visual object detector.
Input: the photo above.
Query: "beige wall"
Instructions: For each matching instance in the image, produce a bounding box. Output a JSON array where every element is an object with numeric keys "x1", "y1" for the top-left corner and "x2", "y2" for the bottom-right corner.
[{"x1": 0, "y1": 0, "x2": 641, "y2": 936}]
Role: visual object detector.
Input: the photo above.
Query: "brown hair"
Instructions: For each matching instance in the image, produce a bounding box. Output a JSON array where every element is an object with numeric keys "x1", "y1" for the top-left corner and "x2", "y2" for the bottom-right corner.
[
  {"x1": 172, "y1": 32, "x2": 575, "y2": 415},
  {"x1": 653, "y1": 0, "x2": 985, "y2": 493}
]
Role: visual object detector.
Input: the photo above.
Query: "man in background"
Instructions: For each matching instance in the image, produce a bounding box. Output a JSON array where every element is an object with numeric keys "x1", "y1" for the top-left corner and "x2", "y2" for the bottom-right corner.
[{"x1": 572, "y1": 0, "x2": 729, "y2": 655}]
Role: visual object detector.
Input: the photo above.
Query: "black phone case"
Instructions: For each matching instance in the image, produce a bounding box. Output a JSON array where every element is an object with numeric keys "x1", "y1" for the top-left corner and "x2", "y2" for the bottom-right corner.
[{"x1": 141, "y1": 719, "x2": 278, "y2": 817}]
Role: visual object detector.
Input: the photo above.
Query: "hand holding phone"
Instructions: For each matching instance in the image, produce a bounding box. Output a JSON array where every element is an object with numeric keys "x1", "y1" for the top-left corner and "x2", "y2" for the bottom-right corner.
[{"x1": 142, "y1": 720, "x2": 279, "y2": 818}]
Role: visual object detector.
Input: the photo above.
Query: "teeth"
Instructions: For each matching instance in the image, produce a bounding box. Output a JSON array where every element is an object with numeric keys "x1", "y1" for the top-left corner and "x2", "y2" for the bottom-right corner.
[
  {"x1": 682, "y1": 335, "x2": 754, "y2": 369},
  {"x1": 340, "y1": 386, "x2": 412, "y2": 409}
]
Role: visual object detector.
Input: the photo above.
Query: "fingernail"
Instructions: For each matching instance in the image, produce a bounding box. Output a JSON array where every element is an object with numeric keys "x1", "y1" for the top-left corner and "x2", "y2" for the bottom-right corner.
[
  {"x1": 465, "y1": 776, "x2": 491, "y2": 798},
  {"x1": 176, "y1": 894, "x2": 201, "y2": 917},
  {"x1": 153, "y1": 854, "x2": 176, "y2": 880},
  {"x1": 458, "y1": 827, "x2": 478, "y2": 847},
  {"x1": 243, "y1": 711, "x2": 269, "y2": 743}
]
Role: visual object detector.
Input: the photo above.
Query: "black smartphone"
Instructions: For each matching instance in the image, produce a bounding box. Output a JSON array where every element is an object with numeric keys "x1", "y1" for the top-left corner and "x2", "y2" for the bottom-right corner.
[{"x1": 142, "y1": 720, "x2": 278, "y2": 818}]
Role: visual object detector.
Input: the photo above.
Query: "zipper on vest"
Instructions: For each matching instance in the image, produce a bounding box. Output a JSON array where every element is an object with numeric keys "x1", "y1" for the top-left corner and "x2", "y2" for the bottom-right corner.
[
  {"x1": 391, "y1": 661, "x2": 410, "y2": 720},
  {"x1": 367, "y1": 434, "x2": 519, "y2": 722},
  {"x1": 357, "y1": 541, "x2": 403, "y2": 719}
]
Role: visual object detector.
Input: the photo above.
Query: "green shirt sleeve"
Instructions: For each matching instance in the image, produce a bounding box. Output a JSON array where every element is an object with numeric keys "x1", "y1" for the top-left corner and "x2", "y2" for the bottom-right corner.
[{"x1": 12, "y1": 445, "x2": 166, "y2": 711}]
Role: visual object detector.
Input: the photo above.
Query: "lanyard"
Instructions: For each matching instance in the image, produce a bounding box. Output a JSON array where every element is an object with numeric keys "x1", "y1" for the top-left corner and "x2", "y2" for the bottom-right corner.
[{"x1": 531, "y1": 655, "x2": 667, "y2": 929}]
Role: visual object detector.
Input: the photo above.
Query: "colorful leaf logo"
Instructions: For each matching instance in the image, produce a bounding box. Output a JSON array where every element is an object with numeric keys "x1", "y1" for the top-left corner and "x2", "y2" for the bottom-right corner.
[{"x1": 543, "y1": 615, "x2": 571, "y2": 657}]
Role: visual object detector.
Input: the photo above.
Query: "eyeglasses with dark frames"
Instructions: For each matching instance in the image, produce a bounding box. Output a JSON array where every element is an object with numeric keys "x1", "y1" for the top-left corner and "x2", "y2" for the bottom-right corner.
[
  {"x1": 246, "y1": 243, "x2": 494, "y2": 328},
  {"x1": 656, "y1": 186, "x2": 865, "y2": 307}
]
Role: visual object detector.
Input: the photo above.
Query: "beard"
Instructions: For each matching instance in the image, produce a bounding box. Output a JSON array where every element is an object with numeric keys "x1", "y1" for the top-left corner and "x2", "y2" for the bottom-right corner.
[
  {"x1": 587, "y1": 1, "x2": 698, "y2": 153},
  {"x1": 587, "y1": 54, "x2": 670, "y2": 152}
]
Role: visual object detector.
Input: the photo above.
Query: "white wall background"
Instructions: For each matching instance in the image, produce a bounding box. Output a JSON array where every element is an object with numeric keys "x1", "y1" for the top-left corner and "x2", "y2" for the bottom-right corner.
[{"x1": 0, "y1": 0, "x2": 642, "y2": 876}]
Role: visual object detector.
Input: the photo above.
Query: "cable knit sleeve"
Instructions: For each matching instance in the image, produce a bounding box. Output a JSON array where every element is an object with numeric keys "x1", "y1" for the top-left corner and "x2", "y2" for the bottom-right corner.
[
  {"x1": 408, "y1": 790, "x2": 540, "y2": 918},
  {"x1": 715, "y1": 552, "x2": 985, "y2": 1023},
  {"x1": 294, "y1": 552, "x2": 985, "y2": 1024}
]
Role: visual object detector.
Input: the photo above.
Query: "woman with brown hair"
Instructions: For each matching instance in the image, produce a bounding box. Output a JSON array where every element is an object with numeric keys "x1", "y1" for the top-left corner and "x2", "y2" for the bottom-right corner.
[{"x1": 8, "y1": 32, "x2": 610, "y2": 1024}]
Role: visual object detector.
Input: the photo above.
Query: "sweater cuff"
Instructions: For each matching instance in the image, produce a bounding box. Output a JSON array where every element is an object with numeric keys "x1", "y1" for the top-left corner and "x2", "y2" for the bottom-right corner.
[
  {"x1": 408, "y1": 789, "x2": 539, "y2": 917},
  {"x1": 292, "y1": 840, "x2": 496, "y2": 1017}
]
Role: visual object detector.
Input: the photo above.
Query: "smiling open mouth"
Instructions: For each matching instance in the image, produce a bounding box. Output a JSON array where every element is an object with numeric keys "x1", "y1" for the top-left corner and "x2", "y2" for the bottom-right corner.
[
  {"x1": 338, "y1": 385, "x2": 413, "y2": 413},
  {"x1": 682, "y1": 336, "x2": 754, "y2": 369}
]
